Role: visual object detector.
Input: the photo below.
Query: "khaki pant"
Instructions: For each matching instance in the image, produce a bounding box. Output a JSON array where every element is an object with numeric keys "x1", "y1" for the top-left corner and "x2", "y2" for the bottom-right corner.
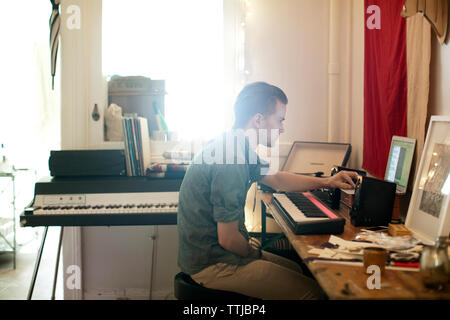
[{"x1": 191, "y1": 250, "x2": 326, "y2": 300}]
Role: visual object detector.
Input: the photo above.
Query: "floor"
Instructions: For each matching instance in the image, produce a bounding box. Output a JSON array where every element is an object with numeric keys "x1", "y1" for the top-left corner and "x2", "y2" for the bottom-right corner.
[{"x1": 0, "y1": 227, "x2": 64, "y2": 300}]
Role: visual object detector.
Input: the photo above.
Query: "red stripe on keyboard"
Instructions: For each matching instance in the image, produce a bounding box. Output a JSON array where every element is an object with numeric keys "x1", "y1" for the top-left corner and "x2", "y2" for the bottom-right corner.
[{"x1": 302, "y1": 192, "x2": 338, "y2": 219}]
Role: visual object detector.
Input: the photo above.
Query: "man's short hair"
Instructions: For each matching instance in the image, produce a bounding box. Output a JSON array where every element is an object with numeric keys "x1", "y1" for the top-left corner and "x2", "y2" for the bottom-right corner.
[{"x1": 233, "y1": 82, "x2": 288, "y2": 128}]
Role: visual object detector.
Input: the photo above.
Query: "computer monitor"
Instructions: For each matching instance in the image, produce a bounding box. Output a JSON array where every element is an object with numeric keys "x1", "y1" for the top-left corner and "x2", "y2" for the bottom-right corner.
[{"x1": 384, "y1": 136, "x2": 416, "y2": 194}]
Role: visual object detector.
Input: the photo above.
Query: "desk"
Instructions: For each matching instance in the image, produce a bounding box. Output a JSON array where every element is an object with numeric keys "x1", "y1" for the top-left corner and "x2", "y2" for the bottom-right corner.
[{"x1": 260, "y1": 191, "x2": 450, "y2": 299}]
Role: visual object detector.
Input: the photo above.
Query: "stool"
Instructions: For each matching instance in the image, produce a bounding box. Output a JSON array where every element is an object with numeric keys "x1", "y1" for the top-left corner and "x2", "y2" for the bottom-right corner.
[{"x1": 174, "y1": 272, "x2": 258, "y2": 301}]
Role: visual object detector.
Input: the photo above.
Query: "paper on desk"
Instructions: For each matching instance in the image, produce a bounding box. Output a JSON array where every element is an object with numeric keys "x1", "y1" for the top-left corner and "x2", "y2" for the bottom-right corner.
[
  {"x1": 307, "y1": 247, "x2": 359, "y2": 260},
  {"x1": 328, "y1": 235, "x2": 379, "y2": 249},
  {"x1": 307, "y1": 235, "x2": 378, "y2": 260}
]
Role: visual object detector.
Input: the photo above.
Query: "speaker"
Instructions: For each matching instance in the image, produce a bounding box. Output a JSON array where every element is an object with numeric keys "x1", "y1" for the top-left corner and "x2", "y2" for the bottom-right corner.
[
  {"x1": 49, "y1": 150, "x2": 127, "y2": 177},
  {"x1": 350, "y1": 176, "x2": 396, "y2": 227}
]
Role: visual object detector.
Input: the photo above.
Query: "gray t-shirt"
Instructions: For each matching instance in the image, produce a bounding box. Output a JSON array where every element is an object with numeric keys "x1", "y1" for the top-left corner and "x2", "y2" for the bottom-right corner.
[{"x1": 177, "y1": 130, "x2": 268, "y2": 275}]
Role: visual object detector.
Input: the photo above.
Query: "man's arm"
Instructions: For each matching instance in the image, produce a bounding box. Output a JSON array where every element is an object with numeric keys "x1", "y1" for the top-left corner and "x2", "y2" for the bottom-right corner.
[
  {"x1": 260, "y1": 170, "x2": 358, "y2": 192},
  {"x1": 217, "y1": 220, "x2": 261, "y2": 259}
]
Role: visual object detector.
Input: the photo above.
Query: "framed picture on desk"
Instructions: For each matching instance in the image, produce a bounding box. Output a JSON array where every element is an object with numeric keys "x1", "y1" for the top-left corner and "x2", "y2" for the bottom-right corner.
[{"x1": 405, "y1": 116, "x2": 450, "y2": 245}]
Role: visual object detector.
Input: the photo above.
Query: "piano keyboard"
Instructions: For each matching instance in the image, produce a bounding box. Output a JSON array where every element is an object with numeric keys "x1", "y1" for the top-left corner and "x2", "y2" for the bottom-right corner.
[
  {"x1": 20, "y1": 177, "x2": 183, "y2": 227},
  {"x1": 271, "y1": 191, "x2": 345, "y2": 235},
  {"x1": 26, "y1": 192, "x2": 178, "y2": 216}
]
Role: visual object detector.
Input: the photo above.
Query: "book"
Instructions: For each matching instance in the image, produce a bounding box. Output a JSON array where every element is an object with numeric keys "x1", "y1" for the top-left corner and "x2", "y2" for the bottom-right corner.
[
  {"x1": 122, "y1": 115, "x2": 152, "y2": 176},
  {"x1": 122, "y1": 118, "x2": 132, "y2": 176},
  {"x1": 138, "y1": 117, "x2": 152, "y2": 173}
]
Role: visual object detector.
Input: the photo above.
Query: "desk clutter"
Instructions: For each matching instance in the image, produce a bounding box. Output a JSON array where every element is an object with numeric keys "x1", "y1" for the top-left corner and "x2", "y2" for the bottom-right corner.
[
  {"x1": 146, "y1": 163, "x2": 189, "y2": 179},
  {"x1": 305, "y1": 230, "x2": 450, "y2": 290},
  {"x1": 305, "y1": 232, "x2": 423, "y2": 272}
]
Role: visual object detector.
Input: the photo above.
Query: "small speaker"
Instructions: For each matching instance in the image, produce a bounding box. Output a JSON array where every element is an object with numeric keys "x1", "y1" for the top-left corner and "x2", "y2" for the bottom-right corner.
[{"x1": 350, "y1": 176, "x2": 396, "y2": 227}]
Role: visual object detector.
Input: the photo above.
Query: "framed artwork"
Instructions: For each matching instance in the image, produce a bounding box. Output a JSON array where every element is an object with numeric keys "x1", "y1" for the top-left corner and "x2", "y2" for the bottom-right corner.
[{"x1": 405, "y1": 116, "x2": 450, "y2": 245}]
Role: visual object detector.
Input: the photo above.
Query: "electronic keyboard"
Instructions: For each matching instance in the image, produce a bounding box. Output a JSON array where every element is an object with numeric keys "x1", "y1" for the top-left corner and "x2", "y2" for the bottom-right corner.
[
  {"x1": 20, "y1": 177, "x2": 182, "y2": 227},
  {"x1": 271, "y1": 191, "x2": 345, "y2": 234}
]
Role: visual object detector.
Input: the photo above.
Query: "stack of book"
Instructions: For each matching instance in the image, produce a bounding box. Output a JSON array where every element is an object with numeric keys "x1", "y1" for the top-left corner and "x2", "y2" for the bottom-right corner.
[{"x1": 122, "y1": 115, "x2": 151, "y2": 176}]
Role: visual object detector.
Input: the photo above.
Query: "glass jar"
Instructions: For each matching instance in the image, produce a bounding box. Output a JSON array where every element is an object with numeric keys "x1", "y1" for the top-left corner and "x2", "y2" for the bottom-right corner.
[{"x1": 420, "y1": 236, "x2": 450, "y2": 290}]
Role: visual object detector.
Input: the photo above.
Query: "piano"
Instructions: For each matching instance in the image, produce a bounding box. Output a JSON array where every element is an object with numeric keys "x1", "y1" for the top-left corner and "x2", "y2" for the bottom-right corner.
[
  {"x1": 271, "y1": 191, "x2": 345, "y2": 234},
  {"x1": 20, "y1": 176, "x2": 182, "y2": 227}
]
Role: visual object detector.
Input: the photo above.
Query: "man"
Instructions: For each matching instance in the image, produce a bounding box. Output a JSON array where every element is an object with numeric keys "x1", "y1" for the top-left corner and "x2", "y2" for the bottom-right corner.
[{"x1": 177, "y1": 82, "x2": 357, "y2": 300}]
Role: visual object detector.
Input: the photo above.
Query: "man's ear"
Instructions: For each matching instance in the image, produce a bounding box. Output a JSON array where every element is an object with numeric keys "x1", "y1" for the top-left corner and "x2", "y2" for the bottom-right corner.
[{"x1": 252, "y1": 113, "x2": 265, "y2": 128}]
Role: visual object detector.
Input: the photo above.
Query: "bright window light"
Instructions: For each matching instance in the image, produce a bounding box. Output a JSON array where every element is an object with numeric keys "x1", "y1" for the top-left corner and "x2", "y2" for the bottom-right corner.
[
  {"x1": 0, "y1": 0, "x2": 60, "y2": 175},
  {"x1": 102, "y1": 0, "x2": 229, "y2": 141}
]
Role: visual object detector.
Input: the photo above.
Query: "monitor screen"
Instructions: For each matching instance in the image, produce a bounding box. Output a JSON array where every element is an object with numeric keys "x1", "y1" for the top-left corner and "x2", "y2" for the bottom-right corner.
[{"x1": 384, "y1": 136, "x2": 416, "y2": 192}]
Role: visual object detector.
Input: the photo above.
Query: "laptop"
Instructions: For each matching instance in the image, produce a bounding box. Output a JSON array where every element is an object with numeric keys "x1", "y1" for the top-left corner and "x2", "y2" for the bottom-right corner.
[{"x1": 384, "y1": 136, "x2": 416, "y2": 194}]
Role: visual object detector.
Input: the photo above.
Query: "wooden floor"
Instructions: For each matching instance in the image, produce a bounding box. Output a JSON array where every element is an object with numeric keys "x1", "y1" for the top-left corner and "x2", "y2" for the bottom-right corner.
[{"x1": 0, "y1": 227, "x2": 63, "y2": 300}]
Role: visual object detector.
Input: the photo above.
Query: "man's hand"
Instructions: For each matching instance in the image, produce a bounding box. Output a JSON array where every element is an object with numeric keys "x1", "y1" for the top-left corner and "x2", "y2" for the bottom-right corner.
[{"x1": 327, "y1": 171, "x2": 359, "y2": 189}]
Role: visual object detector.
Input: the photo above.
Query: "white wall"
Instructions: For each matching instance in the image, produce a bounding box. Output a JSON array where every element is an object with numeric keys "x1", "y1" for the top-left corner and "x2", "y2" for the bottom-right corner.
[
  {"x1": 245, "y1": 0, "x2": 364, "y2": 169},
  {"x1": 246, "y1": 0, "x2": 330, "y2": 144}
]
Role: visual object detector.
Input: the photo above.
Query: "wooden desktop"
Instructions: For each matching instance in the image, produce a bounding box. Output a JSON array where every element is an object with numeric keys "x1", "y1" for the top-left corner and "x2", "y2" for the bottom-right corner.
[{"x1": 259, "y1": 191, "x2": 450, "y2": 299}]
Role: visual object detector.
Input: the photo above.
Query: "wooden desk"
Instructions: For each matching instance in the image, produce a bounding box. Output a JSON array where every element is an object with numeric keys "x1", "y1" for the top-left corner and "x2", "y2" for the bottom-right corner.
[{"x1": 260, "y1": 192, "x2": 450, "y2": 299}]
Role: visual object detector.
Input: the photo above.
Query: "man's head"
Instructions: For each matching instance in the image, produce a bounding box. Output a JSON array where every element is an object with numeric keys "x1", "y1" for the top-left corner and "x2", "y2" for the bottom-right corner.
[{"x1": 233, "y1": 82, "x2": 287, "y2": 147}]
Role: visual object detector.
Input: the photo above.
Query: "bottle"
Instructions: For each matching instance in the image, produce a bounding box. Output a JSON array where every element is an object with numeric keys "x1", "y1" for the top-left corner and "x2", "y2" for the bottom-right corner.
[
  {"x1": 0, "y1": 144, "x2": 12, "y2": 173},
  {"x1": 420, "y1": 236, "x2": 450, "y2": 290}
]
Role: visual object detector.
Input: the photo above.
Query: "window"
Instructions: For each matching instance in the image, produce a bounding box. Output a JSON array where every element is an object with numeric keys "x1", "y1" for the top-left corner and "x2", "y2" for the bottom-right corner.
[
  {"x1": 0, "y1": 1, "x2": 60, "y2": 176},
  {"x1": 102, "y1": 0, "x2": 230, "y2": 141}
]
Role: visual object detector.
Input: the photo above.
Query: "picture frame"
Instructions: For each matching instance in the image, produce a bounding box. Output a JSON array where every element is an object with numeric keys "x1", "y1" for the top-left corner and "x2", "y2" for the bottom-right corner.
[{"x1": 405, "y1": 116, "x2": 450, "y2": 245}]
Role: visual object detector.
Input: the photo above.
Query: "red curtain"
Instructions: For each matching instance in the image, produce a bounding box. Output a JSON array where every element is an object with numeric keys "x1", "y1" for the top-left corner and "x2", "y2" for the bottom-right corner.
[{"x1": 363, "y1": 0, "x2": 407, "y2": 178}]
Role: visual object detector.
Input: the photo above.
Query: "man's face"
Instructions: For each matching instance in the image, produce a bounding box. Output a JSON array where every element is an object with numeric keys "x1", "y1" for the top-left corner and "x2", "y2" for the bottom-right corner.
[{"x1": 258, "y1": 100, "x2": 286, "y2": 147}]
